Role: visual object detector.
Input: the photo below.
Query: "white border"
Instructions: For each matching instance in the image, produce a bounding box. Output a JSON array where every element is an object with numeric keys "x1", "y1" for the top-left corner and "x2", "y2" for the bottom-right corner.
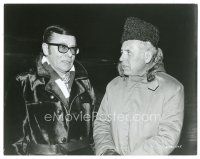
[
  {"x1": 0, "y1": 1, "x2": 199, "y2": 159},
  {"x1": 1, "y1": 0, "x2": 200, "y2": 4}
]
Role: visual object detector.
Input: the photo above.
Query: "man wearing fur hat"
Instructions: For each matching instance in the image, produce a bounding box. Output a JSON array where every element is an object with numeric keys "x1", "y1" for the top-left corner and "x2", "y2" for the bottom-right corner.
[
  {"x1": 7, "y1": 25, "x2": 96, "y2": 155},
  {"x1": 93, "y1": 17, "x2": 184, "y2": 155}
]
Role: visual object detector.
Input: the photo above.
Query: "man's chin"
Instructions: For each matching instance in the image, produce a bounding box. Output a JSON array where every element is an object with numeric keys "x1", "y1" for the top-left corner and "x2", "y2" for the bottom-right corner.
[
  {"x1": 56, "y1": 66, "x2": 72, "y2": 74},
  {"x1": 60, "y1": 64, "x2": 73, "y2": 71},
  {"x1": 123, "y1": 72, "x2": 131, "y2": 76}
]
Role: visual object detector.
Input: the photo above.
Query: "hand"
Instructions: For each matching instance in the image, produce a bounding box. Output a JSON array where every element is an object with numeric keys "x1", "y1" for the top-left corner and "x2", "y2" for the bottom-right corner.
[{"x1": 102, "y1": 149, "x2": 120, "y2": 155}]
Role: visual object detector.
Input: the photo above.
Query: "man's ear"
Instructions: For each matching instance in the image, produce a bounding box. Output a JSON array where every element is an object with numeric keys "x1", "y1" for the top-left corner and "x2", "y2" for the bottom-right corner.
[
  {"x1": 76, "y1": 48, "x2": 79, "y2": 55},
  {"x1": 144, "y1": 51, "x2": 153, "y2": 64},
  {"x1": 42, "y1": 43, "x2": 49, "y2": 56}
]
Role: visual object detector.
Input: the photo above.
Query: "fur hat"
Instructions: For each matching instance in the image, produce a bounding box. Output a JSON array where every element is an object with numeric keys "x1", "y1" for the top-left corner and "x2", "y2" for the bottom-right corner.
[{"x1": 121, "y1": 17, "x2": 159, "y2": 47}]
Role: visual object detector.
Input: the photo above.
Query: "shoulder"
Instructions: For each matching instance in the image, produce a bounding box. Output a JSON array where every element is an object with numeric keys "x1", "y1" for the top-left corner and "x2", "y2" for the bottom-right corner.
[
  {"x1": 106, "y1": 76, "x2": 123, "y2": 90},
  {"x1": 156, "y1": 72, "x2": 184, "y2": 94},
  {"x1": 16, "y1": 68, "x2": 36, "y2": 83},
  {"x1": 74, "y1": 60, "x2": 89, "y2": 80}
]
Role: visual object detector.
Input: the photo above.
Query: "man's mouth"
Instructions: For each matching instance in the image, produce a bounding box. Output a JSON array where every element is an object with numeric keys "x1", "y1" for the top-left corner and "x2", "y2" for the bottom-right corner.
[
  {"x1": 62, "y1": 60, "x2": 71, "y2": 64},
  {"x1": 122, "y1": 65, "x2": 128, "y2": 69}
]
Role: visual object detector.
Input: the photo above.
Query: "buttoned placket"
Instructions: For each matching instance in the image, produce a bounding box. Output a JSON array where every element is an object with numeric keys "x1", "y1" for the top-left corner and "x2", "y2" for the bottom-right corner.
[
  {"x1": 118, "y1": 79, "x2": 132, "y2": 154},
  {"x1": 122, "y1": 77, "x2": 148, "y2": 154}
]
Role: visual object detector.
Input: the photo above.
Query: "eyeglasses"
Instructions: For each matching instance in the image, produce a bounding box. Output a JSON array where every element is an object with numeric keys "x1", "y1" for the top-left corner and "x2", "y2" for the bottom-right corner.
[{"x1": 45, "y1": 42, "x2": 78, "y2": 55}]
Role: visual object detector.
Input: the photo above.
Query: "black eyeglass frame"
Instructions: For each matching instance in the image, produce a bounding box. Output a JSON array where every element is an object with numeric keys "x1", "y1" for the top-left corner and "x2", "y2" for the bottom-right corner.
[{"x1": 45, "y1": 42, "x2": 78, "y2": 55}]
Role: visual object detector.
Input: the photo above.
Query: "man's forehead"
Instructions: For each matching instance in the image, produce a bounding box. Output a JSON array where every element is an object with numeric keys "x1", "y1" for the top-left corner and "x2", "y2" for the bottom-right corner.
[
  {"x1": 121, "y1": 40, "x2": 147, "y2": 50},
  {"x1": 50, "y1": 32, "x2": 76, "y2": 44}
]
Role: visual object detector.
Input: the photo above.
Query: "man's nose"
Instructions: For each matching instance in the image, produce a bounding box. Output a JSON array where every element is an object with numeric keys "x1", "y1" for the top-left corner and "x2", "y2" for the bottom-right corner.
[{"x1": 119, "y1": 53, "x2": 127, "y2": 61}]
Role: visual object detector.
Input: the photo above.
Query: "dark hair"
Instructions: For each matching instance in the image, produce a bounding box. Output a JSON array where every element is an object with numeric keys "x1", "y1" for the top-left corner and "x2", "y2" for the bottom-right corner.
[{"x1": 43, "y1": 25, "x2": 76, "y2": 43}]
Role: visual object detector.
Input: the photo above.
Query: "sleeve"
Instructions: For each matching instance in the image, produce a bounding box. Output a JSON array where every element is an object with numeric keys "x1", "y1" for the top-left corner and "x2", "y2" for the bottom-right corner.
[
  {"x1": 93, "y1": 88, "x2": 116, "y2": 155},
  {"x1": 4, "y1": 76, "x2": 28, "y2": 155},
  {"x1": 129, "y1": 84, "x2": 184, "y2": 155},
  {"x1": 80, "y1": 78, "x2": 96, "y2": 107},
  {"x1": 12, "y1": 117, "x2": 30, "y2": 155},
  {"x1": 80, "y1": 78, "x2": 96, "y2": 141}
]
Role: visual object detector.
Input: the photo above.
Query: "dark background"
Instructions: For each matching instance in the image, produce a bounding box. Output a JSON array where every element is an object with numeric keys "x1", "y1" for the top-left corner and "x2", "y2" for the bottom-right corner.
[{"x1": 4, "y1": 4, "x2": 197, "y2": 155}]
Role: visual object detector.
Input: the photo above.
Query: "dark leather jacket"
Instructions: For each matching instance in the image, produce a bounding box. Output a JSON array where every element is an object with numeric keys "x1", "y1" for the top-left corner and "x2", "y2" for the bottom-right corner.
[{"x1": 11, "y1": 56, "x2": 96, "y2": 155}]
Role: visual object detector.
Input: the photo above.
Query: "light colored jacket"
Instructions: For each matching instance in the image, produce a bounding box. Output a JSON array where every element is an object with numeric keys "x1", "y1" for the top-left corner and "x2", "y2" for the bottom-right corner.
[{"x1": 93, "y1": 71, "x2": 184, "y2": 155}]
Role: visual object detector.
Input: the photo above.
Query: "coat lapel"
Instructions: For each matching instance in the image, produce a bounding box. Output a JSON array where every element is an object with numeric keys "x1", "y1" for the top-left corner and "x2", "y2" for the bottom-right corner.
[
  {"x1": 37, "y1": 56, "x2": 70, "y2": 108},
  {"x1": 36, "y1": 55, "x2": 88, "y2": 110}
]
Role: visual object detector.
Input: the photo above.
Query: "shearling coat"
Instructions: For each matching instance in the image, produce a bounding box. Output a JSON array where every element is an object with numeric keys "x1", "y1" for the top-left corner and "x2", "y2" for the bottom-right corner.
[
  {"x1": 11, "y1": 55, "x2": 96, "y2": 155},
  {"x1": 93, "y1": 65, "x2": 184, "y2": 155}
]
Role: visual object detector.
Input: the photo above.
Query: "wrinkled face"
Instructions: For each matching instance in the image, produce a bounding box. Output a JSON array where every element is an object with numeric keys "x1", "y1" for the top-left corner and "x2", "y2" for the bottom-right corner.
[
  {"x1": 120, "y1": 40, "x2": 148, "y2": 76},
  {"x1": 43, "y1": 32, "x2": 78, "y2": 73}
]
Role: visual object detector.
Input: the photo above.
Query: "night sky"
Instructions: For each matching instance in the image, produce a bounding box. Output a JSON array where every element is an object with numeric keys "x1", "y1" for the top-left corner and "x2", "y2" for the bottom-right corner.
[{"x1": 4, "y1": 4, "x2": 197, "y2": 60}]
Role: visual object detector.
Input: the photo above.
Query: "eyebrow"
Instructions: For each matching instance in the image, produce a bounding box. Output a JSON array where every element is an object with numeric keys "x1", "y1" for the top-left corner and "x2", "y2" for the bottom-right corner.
[
  {"x1": 121, "y1": 49, "x2": 131, "y2": 52},
  {"x1": 59, "y1": 43, "x2": 77, "y2": 47}
]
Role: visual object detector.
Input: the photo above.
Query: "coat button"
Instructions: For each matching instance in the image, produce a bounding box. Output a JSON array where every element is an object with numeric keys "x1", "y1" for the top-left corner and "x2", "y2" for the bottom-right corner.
[
  {"x1": 57, "y1": 109, "x2": 62, "y2": 115},
  {"x1": 50, "y1": 95, "x2": 54, "y2": 99},
  {"x1": 61, "y1": 137, "x2": 67, "y2": 143}
]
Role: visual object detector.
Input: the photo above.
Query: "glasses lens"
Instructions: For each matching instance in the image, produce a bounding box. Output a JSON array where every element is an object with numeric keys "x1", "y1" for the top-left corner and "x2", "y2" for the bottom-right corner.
[
  {"x1": 58, "y1": 44, "x2": 69, "y2": 53},
  {"x1": 69, "y1": 47, "x2": 77, "y2": 55},
  {"x1": 57, "y1": 44, "x2": 77, "y2": 55}
]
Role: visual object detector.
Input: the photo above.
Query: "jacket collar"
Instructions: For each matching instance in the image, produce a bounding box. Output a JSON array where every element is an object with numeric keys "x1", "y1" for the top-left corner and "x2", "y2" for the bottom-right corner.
[
  {"x1": 125, "y1": 62, "x2": 165, "y2": 91},
  {"x1": 147, "y1": 79, "x2": 159, "y2": 91},
  {"x1": 147, "y1": 62, "x2": 165, "y2": 91}
]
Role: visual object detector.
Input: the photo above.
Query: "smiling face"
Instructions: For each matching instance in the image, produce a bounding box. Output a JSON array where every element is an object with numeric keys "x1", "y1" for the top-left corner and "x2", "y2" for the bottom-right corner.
[
  {"x1": 42, "y1": 32, "x2": 77, "y2": 74},
  {"x1": 120, "y1": 40, "x2": 153, "y2": 76}
]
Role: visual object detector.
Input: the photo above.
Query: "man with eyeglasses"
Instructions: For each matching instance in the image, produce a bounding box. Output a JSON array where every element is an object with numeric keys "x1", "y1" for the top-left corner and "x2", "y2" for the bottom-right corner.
[{"x1": 10, "y1": 25, "x2": 96, "y2": 155}]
